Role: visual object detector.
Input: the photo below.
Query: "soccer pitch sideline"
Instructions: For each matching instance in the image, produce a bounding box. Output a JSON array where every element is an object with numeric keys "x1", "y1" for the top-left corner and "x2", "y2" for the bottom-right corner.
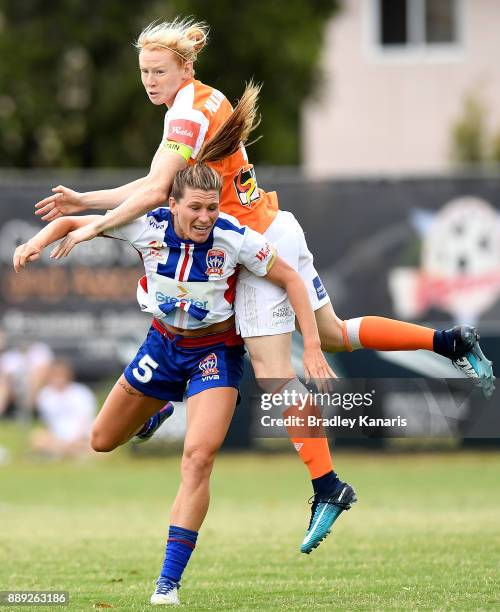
[{"x1": 1, "y1": 429, "x2": 499, "y2": 610}]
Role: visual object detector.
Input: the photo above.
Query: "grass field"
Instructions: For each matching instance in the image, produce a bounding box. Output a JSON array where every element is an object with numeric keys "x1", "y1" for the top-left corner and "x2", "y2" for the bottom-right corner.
[{"x1": 1, "y1": 424, "x2": 499, "y2": 611}]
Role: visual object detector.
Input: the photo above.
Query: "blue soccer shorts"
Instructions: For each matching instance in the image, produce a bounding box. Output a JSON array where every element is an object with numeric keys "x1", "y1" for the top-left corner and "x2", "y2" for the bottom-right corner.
[{"x1": 124, "y1": 324, "x2": 245, "y2": 401}]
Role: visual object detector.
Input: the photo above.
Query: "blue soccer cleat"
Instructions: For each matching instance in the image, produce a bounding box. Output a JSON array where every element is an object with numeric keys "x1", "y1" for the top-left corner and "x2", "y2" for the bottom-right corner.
[
  {"x1": 150, "y1": 576, "x2": 180, "y2": 605},
  {"x1": 300, "y1": 480, "x2": 357, "y2": 554},
  {"x1": 450, "y1": 326, "x2": 495, "y2": 399},
  {"x1": 136, "y1": 402, "x2": 174, "y2": 441}
]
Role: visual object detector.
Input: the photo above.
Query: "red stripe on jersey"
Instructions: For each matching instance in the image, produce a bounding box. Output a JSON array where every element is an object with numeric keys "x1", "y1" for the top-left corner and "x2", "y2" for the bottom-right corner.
[
  {"x1": 139, "y1": 275, "x2": 148, "y2": 291},
  {"x1": 224, "y1": 265, "x2": 240, "y2": 305},
  {"x1": 178, "y1": 244, "x2": 191, "y2": 281}
]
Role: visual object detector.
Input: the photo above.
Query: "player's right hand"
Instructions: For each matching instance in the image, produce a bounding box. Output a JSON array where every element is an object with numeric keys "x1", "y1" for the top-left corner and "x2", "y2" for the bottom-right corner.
[
  {"x1": 13, "y1": 242, "x2": 42, "y2": 273},
  {"x1": 35, "y1": 185, "x2": 85, "y2": 221}
]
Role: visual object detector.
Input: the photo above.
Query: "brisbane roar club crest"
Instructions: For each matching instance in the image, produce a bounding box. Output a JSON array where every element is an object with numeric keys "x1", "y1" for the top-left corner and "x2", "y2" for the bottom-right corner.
[
  {"x1": 199, "y1": 352, "x2": 220, "y2": 381},
  {"x1": 233, "y1": 165, "x2": 260, "y2": 208},
  {"x1": 206, "y1": 248, "x2": 225, "y2": 276}
]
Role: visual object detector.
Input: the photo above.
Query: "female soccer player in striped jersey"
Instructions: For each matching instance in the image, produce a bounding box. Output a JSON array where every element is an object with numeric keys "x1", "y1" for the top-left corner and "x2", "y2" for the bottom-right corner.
[
  {"x1": 15, "y1": 93, "x2": 334, "y2": 604},
  {"x1": 34, "y1": 18, "x2": 494, "y2": 555}
]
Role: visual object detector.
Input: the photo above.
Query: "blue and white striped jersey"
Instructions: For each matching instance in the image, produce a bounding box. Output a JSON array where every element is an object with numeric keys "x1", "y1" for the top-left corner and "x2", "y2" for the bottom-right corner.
[{"x1": 106, "y1": 209, "x2": 275, "y2": 330}]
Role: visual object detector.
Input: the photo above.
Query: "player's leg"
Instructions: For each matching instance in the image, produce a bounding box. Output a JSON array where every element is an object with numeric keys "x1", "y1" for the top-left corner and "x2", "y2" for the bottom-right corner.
[
  {"x1": 170, "y1": 387, "x2": 238, "y2": 529},
  {"x1": 244, "y1": 333, "x2": 334, "y2": 480},
  {"x1": 236, "y1": 222, "x2": 337, "y2": 485},
  {"x1": 243, "y1": 333, "x2": 356, "y2": 553},
  {"x1": 235, "y1": 211, "x2": 353, "y2": 552},
  {"x1": 90, "y1": 375, "x2": 166, "y2": 452},
  {"x1": 152, "y1": 388, "x2": 237, "y2": 605},
  {"x1": 152, "y1": 395, "x2": 239, "y2": 603},
  {"x1": 295, "y1": 220, "x2": 495, "y2": 398},
  {"x1": 151, "y1": 340, "x2": 244, "y2": 605},
  {"x1": 312, "y1": 305, "x2": 494, "y2": 397},
  {"x1": 92, "y1": 327, "x2": 183, "y2": 452}
]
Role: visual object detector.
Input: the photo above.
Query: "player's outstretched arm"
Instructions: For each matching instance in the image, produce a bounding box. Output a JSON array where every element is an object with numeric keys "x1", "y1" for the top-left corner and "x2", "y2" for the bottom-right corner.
[
  {"x1": 34, "y1": 178, "x2": 151, "y2": 222},
  {"x1": 40, "y1": 149, "x2": 187, "y2": 259},
  {"x1": 265, "y1": 257, "x2": 336, "y2": 390},
  {"x1": 13, "y1": 215, "x2": 102, "y2": 273},
  {"x1": 34, "y1": 142, "x2": 171, "y2": 221}
]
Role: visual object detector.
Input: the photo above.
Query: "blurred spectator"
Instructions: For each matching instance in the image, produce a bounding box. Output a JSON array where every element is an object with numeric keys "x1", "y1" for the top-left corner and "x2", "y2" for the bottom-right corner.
[
  {"x1": 0, "y1": 330, "x2": 54, "y2": 419},
  {"x1": 32, "y1": 359, "x2": 96, "y2": 459}
]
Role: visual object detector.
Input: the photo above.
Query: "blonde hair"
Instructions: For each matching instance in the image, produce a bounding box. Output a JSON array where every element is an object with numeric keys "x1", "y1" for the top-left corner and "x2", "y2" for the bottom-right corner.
[
  {"x1": 135, "y1": 17, "x2": 208, "y2": 63},
  {"x1": 171, "y1": 81, "x2": 262, "y2": 200}
]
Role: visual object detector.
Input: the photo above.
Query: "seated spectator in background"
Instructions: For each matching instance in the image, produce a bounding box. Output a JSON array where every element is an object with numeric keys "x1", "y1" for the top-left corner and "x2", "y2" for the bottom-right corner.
[
  {"x1": 0, "y1": 329, "x2": 54, "y2": 419},
  {"x1": 32, "y1": 359, "x2": 96, "y2": 459}
]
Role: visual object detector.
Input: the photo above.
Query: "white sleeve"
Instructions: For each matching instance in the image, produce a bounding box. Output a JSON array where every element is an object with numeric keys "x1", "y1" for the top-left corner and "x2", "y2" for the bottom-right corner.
[
  {"x1": 162, "y1": 109, "x2": 210, "y2": 159},
  {"x1": 102, "y1": 213, "x2": 148, "y2": 246},
  {"x1": 237, "y1": 228, "x2": 276, "y2": 277}
]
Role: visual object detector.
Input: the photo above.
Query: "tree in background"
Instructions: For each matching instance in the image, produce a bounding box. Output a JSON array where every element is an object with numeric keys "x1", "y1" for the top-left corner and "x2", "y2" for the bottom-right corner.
[{"x1": 0, "y1": 0, "x2": 338, "y2": 168}]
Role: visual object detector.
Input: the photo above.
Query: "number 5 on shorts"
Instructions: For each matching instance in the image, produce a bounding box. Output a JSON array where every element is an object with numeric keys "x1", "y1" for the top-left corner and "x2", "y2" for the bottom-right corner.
[{"x1": 132, "y1": 354, "x2": 159, "y2": 383}]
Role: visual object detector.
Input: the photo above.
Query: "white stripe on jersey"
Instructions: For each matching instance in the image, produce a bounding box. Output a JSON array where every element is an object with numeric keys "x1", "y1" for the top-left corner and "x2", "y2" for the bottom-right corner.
[{"x1": 174, "y1": 243, "x2": 194, "y2": 327}]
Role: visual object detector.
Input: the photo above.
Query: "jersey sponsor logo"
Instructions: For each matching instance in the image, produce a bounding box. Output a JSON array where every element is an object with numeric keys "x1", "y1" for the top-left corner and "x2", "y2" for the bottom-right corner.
[
  {"x1": 149, "y1": 218, "x2": 166, "y2": 230},
  {"x1": 152, "y1": 274, "x2": 214, "y2": 312},
  {"x1": 272, "y1": 305, "x2": 294, "y2": 319},
  {"x1": 198, "y1": 352, "x2": 220, "y2": 381},
  {"x1": 233, "y1": 166, "x2": 260, "y2": 208},
  {"x1": 255, "y1": 243, "x2": 272, "y2": 262},
  {"x1": 148, "y1": 240, "x2": 166, "y2": 259},
  {"x1": 206, "y1": 248, "x2": 225, "y2": 276},
  {"x1": 167, "y1": 119, "x2": 201, "y2": 148},
  {"x1": 270, "y1": 305, "x2": 294, "y2": 328},
  {"x1": 155, "y1": 291, "x2": 209, "y2": 310},
  {"x1": 312, "y1": 275, "x2": 327, "y2": 301},
  {"x1": 177, "y1": 284, "x2": 188, "y2": 299}
]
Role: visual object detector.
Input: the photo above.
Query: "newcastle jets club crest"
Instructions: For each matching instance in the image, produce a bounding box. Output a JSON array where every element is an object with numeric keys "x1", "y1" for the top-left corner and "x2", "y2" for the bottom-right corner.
[
  {"x1": 206, "y1": 248, "x2": 225, "y2": 276},
  {"x1": 199, "y1": 352, "x2": 220, "y2": 381}
]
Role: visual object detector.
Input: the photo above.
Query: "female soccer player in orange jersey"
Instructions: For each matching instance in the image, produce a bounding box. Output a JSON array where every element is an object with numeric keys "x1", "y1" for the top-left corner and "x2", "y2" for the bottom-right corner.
[{"x1": 35, "y1": 18, "x2": 494, "y2": 555}]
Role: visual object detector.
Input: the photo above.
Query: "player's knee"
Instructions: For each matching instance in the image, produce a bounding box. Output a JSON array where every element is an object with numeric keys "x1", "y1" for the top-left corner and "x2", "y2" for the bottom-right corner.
[
  {"x1": 182, "y1": 445, "x2": 216, "y2": 483},
  {"x1": 320, "y1": 317, "x2": 344, "y2": 352},
  {"x1": 90, "y1": 427, "x2": 118, "y2": 453}
]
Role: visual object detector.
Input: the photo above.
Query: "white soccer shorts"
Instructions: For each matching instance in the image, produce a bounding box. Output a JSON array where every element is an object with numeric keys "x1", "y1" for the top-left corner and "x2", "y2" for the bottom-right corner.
[{"x1": 235, "y1": 210, "x2": 330, "y2": 338}]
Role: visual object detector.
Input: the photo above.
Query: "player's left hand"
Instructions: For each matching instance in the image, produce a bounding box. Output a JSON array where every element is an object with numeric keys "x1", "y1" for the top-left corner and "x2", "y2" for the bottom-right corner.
[
  {"x1": 302, "y1": 346, "x2": 336, "y2": 393},
  {"x1": 13, "y1": 241, "x2": 43, "y2": 272},
  {"x1": 50, "y1": 223, "x2": 99, "y2": 259}
]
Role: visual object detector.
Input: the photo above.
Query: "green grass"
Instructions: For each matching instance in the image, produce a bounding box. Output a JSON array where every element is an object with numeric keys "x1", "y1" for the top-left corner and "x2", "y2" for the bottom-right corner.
[{"x1": 1, "y1": 423, "x2": 499, "y2": 610}]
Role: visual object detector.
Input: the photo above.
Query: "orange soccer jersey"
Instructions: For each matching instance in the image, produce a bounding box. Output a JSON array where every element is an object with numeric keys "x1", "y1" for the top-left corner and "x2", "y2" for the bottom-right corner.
[{"x1": 163, "y1": 79, "x2": 278, "y2": 234}]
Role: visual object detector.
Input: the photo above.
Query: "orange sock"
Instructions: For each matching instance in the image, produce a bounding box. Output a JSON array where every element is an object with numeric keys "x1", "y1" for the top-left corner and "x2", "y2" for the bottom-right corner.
[
  {"x1": 290, "y1": 437, "x2": 333, "y2": 479},
  {"x1": 342, "y1": 316, "x2": 435, "y2": 352},
  {"x1": 274, "y1": 379, "x2": 334, "y2": 480}
]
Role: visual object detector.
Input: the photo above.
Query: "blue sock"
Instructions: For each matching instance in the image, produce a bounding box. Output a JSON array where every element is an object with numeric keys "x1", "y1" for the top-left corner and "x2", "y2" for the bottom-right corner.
[
  {"x1": 433, "y1": 329, "x2": 459, "y2": 358},
  {"x1": 136, "y1": 414, "x2": 157, "y2": 438},
  {"x1": 160, "y1": 525, "x2": 198, "y2": 585},
  {"x1": 312, "y1": 471, "x2": 339, "y2": 497},
  {"x1": 137, "y1": 403, "x2": 173, "y2": 439}
]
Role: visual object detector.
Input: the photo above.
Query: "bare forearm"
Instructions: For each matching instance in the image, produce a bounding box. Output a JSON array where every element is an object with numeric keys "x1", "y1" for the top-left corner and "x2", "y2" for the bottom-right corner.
[
  {"x1": 30, "y1": 218, "x2": 83, "y2": 248},
  {"x1": 90, "y1": 185, "x2": 167, "y2": 233},
  {"x1": 80, "y1": 176, "x2": 150, "y2": 210}
]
